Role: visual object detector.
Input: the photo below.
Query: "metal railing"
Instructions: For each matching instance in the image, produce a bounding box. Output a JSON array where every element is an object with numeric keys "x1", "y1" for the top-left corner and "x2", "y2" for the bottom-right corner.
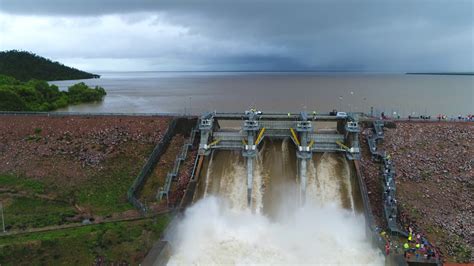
[
  {"x1": 127, "y1": 119, "x2": 179, "y2": 213},
  {"x1": 309, "y1": 133, "x2": 345, "y2": 143},
  {"x1": 0, "y1": 111, "x2": 187, "y2": 117},
  {"x1": 259, "y1": 120, "x2": 297, "y2": 129},
  {"x1": 158, "y1": 124, "x2": 199, "y2": 201}
]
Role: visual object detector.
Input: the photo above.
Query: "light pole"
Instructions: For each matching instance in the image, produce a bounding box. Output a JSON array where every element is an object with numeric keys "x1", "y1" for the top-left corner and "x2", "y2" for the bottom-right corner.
[
  {"x1": 349, "y1": 91, "x2": 354, "y2": 113},
  {"x1": 362, "y1": 97, "x2": 368, "y2": 116},
  {"x1": 1, "y1": 202, "x2": 5, "y2": 233},
  {"x1": 189, "y1": 96, "x2": 192, "y2": 116}
]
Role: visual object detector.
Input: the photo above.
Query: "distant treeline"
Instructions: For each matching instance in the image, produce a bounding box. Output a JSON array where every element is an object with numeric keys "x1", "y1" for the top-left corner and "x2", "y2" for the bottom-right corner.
[
  {"x1": 406, "y1": 72, "x2": 474, "y2": 76},
  {"x1": 0, "y1": 75, "x2": 106, "y2": 111},
  {"x1": 0, "y1": 50, "x2": 100, "y2": 81}
]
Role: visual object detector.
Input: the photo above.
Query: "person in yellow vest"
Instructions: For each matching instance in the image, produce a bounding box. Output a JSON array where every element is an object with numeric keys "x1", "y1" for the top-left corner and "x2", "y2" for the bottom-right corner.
[
  {"x1": 415, "y1": 243, "x2": 420, "y2": 249},
  {"x1": 404, "y1": 243, "x2": 410, "y2": 258},
  {"x1": 408, "y1": 233, "x2": 413, "y2": 242}
]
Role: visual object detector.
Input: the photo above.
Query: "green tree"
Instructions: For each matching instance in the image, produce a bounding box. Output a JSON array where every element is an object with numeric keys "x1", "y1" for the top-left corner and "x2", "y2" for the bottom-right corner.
[
  {"x1": 67, "y1": 82, "x2": 106, "y2": 104},
  {"x1": 0, "y1": 89, "x2": 28, "y2": 111},
  {"x1": 0, "y1": 75, "x2": 106, "y2": 111},
  {"x1": 0, "y1": 74, "x2": 19, "y2": 85}
]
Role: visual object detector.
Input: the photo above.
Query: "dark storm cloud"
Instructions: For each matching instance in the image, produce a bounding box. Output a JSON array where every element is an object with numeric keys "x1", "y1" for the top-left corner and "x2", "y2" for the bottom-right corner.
[
  {"x1": 206, "y1": 54, "x2": 308, "y2": 71},
  {"x1": 1, "y1": 0, "x2": 472, "y2": 71}
]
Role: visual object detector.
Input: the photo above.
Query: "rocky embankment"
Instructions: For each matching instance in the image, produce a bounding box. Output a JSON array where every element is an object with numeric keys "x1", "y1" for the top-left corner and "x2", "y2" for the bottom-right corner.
[
  {"x1": 361, "y1": 121, "x2": 473, "y2": 263},
  {"x1": 0, "y1": 115, "x2": 170, "y2": 183}
]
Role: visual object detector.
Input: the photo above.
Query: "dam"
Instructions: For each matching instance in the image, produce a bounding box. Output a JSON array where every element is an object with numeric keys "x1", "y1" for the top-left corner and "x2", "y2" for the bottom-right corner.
[
  {"x1": 154, "y1": 110, "x2": 439, "y2": 265},
  {"x1": 159, "y1": 110, "x2": 385, "y2": 265},
  {"x1": 194, "y1": 110, "x2": 360, "y2": 206}
]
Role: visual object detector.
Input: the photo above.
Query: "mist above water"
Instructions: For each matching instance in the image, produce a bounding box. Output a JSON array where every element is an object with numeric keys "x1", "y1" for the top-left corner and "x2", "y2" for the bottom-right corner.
[
  {"x1": 168, "y1": 197, "x2": 383, "y2": 265},
  {"x1": 167, "y1": 143, "x2": 385, "y2": 265}
]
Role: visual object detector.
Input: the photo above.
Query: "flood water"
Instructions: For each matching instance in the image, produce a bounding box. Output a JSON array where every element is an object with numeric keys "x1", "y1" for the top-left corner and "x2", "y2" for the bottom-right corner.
[{"x1": 51, "y1": 71, "x2": 473, "y2": 116}]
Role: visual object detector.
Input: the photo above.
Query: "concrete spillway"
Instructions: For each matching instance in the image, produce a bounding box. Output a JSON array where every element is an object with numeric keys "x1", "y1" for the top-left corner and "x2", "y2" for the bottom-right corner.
[
  {"x1": 166, "y1": 139, "x2": 384, "y2": 265},
  {"x1": 194, "y1": 139, "x2": 299, "y2": 214},
  {"x1": 193, "y1": 140, "x2": 364, "y2": 214},
  {"x1": 196, "y1": 110, "x2": 362, "y2": 210}
]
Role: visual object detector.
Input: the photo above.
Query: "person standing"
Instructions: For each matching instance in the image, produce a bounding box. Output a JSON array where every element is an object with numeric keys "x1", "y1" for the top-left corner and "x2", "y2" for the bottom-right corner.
[{"x1": 404, "y1": 242, "x2": 410, "y2": 258}]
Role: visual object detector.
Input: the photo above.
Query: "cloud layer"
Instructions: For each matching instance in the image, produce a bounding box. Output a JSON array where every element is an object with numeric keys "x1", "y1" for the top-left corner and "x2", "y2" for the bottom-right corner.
[{"x1": 1, "y1": 0, "x2": 472, "y2": 71}]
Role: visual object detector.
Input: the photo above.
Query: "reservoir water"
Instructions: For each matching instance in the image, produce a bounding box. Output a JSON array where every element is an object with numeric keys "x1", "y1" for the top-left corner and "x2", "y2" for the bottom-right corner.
[{"x1": 51, "y1": 71, "x2": 473, "y2": 116}]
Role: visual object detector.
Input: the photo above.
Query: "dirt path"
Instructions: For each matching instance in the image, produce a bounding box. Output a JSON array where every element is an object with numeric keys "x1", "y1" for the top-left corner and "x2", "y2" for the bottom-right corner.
[{"x1": 0, "y1": 209, "x2": 171, "y2": 238}]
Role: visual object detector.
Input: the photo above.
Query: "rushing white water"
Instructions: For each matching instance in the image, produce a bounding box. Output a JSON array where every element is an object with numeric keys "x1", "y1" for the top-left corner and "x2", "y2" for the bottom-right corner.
[
  {"x1": 167, "y1": 148, "x2": 384, "y2": 265},
  {"x1": 203, "y1": 151, "x2": 214, "y2": 197},
  {"x1": 252, "y1": 149, "x2": 265, "y2": 214},
  {"x1": 217, "y1": 157, "x2": 247, "y2": 210},
  {"x1": 343, "y1": 156, "x2": 356, "y2": 213}
]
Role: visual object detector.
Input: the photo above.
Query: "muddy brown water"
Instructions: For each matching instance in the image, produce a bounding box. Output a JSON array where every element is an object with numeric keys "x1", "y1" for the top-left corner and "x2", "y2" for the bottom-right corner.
[
  {"x1": 52, "y1": 72, "x2": 474, "y2": 117},
  {"x1": 192, "y1": 139, "x2": 364, "y2": 219}
]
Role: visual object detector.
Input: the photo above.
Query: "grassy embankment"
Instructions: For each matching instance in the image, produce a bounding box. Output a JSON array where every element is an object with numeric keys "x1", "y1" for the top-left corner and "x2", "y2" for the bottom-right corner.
[
  {"x1": 0, "y1": 140, "x2": 169, "y2": 264},
  {"x1": 0, "y1": 144, "x2": 152, "y2": 230},
  {"x1": 0, "y1": 216, "x2": 170, "y2": 265}
]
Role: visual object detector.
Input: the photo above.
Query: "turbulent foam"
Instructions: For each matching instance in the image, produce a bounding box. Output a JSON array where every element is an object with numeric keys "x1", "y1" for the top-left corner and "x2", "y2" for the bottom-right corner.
[{"x1": 167, "y1": 197, "x2": 384, "y2": 265}]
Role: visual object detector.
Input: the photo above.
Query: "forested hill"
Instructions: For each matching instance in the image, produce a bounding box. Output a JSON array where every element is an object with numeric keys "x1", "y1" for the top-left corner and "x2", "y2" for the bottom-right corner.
[{"x1": 0, "y1": 50, "x2": 100, "y2": 81}]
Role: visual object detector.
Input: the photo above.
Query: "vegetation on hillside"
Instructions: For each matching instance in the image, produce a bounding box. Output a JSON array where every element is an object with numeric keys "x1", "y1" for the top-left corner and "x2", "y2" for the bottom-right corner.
[
  {"x1": 0, "y1": 50, "x2": 99, "y2": 81},
  {"x1": 0, "y1": 75, "x2": 106, "y2": 111},
  {"x1": 0, "y1": 142, "x2": 168, "y2": 264},
  {"x1": 0, "y1": 217, "x2": 171, "y2": 265}
]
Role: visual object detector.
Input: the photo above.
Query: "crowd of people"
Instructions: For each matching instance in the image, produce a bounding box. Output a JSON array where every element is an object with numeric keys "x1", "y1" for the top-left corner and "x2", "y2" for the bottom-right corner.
[
  {"x1": 377, "y1": 226, "x2": 438, "y2": 262},
  {"x1": 377, "y1": 111, "x2": 474, "y2": 121},
  {"x1": 402, "y1": 227, "x2": 439, "y2": 261},
  {"x1": 437, "y1": 114, "x2": 474, "y2": 121}
]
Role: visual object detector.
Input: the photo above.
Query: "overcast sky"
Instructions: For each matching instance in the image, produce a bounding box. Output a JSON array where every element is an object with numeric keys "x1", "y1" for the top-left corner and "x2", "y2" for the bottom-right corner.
[{"x1": 0, "y1": 0, "x2": 473, "y2": 72}]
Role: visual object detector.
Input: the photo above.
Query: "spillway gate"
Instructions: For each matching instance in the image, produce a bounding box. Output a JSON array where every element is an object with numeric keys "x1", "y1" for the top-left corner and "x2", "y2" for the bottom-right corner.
[{"x1": 198, "y1": 110, "x2": 361, "y2": 206}]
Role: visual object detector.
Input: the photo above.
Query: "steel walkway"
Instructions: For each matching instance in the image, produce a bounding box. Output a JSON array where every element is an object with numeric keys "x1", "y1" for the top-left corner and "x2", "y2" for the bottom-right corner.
[{"x1": 367, "y1": 121, "x2": 406, "y2": 236}]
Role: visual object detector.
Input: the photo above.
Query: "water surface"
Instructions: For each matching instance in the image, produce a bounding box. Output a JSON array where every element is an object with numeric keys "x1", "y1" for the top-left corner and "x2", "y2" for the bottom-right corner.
[{"x1": 51, "y1": 72, "x2": 473, "y2": 116}]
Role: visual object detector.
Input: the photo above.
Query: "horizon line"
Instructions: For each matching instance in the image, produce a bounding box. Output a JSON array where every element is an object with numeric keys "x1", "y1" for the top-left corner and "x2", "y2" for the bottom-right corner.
[{"x1": 84, "y1": 70, "x2": 474, "y2": 74}]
